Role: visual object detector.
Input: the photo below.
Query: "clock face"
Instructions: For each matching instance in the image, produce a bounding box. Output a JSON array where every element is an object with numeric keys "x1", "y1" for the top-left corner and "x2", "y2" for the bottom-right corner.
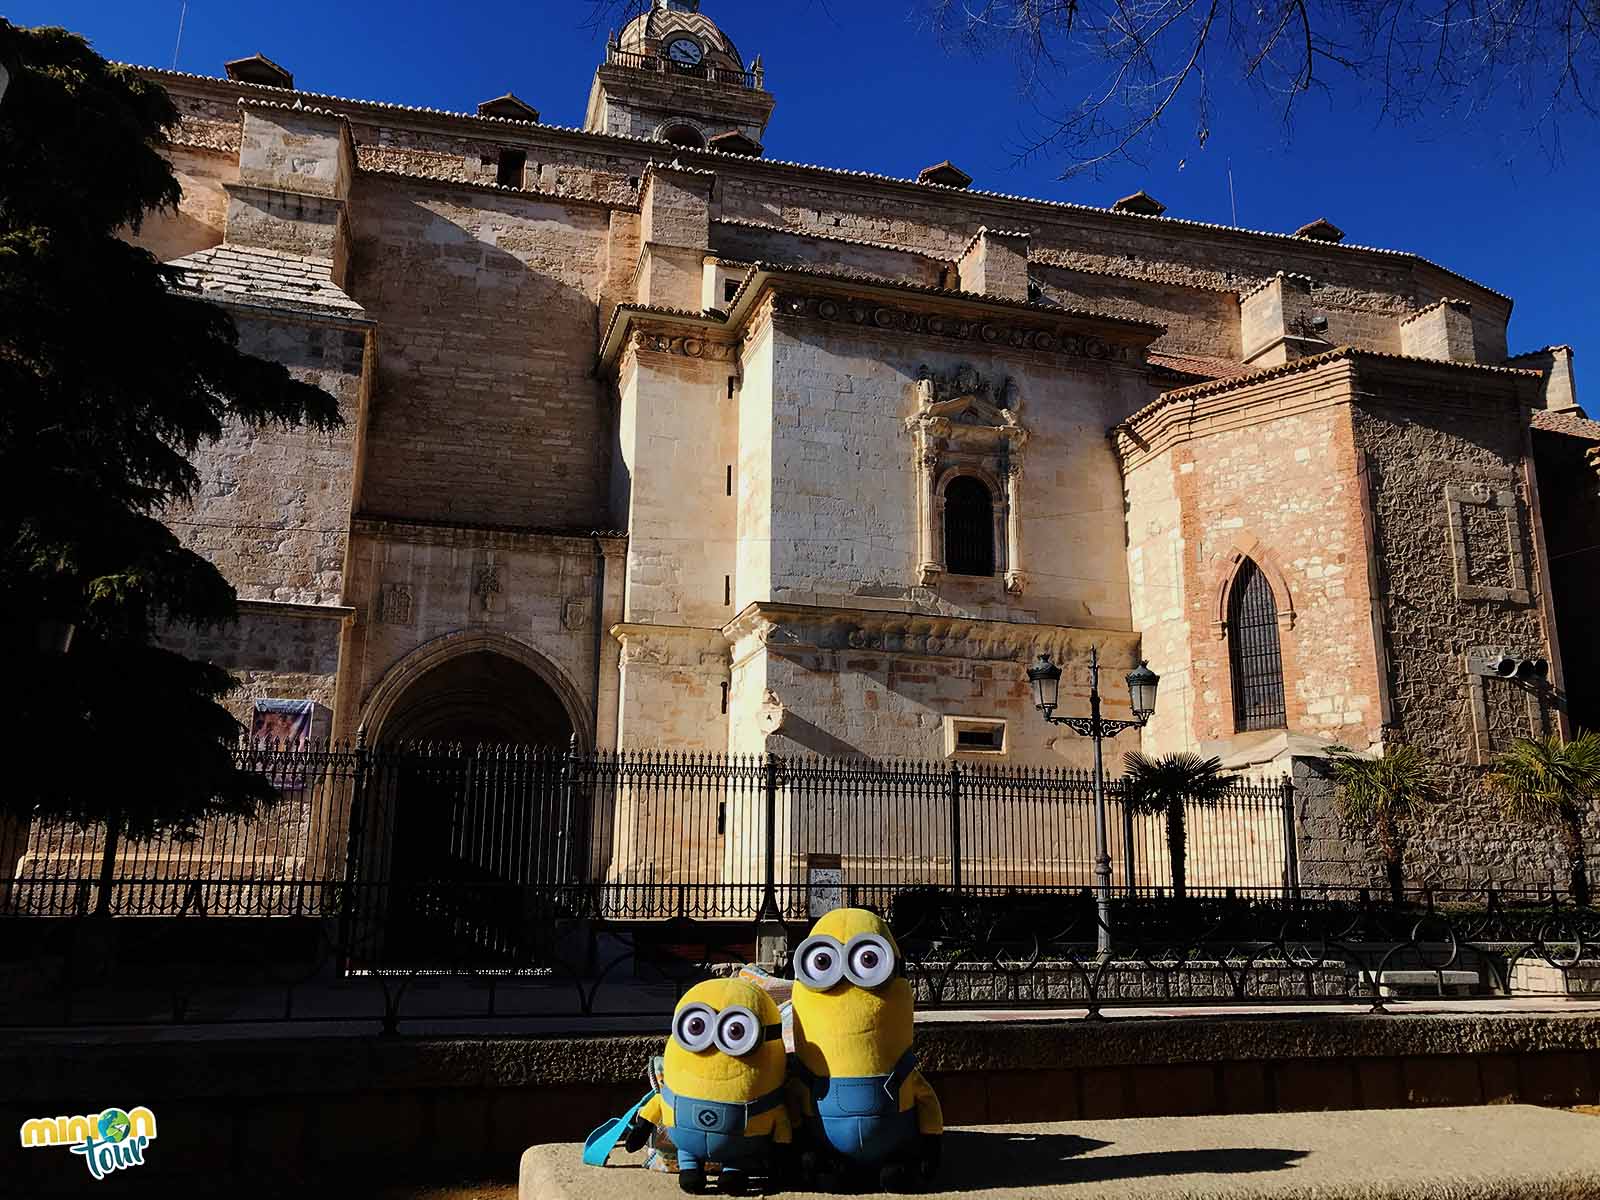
[{"x1": 665, "y1": 38, "x2": 704, "y2": 66}]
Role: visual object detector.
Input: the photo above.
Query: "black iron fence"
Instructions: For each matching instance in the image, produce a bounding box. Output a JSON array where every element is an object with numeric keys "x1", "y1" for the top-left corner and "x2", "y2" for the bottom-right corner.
[
  {"x1": 5, "y1": 743, "x2": 1600, "y2": 1030},
  {"x1": 0, "y1": 741, "x2": 1296, "y2": 932}
]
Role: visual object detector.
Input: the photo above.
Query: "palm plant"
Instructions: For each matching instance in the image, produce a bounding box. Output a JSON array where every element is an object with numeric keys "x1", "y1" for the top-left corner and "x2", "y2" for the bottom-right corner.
[
  {"x1": 1122, "y1": 752, "x2": 1233, "y2": 901},
  {"x1": 1486, "y1": 732, "x2": 1600, "y2": 907},
  {"x1": 1325, "y1": 743, "x2": 1440, "y2": 905}
]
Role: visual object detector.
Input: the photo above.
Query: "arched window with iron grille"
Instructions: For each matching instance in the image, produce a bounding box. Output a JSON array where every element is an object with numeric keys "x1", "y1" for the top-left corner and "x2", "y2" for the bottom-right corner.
[
  {"x1": 944, "y1": 476, "x2": 995, "y2": 577},
  {"x1": 1228, "y1": 558, "x2": 1287, "y2": 730}
]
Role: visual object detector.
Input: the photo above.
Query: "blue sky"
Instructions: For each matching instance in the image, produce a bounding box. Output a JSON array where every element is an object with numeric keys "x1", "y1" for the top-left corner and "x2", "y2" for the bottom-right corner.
[{"x1": 17, "y1": 1, "x2": 1595, "y2": 394}]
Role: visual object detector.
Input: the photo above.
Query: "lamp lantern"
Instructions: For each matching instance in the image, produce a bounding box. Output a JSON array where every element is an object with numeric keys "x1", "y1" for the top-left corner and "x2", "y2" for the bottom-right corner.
[
  {"x1": 1126, "y1": 660, "x2": 1160, "y2": 722},
  {"x1": 1027, "y1": 653, "x2": 1063, "y2": 716}
]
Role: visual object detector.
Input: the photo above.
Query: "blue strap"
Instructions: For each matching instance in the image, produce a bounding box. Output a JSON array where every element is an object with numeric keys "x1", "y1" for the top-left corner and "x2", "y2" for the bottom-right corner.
[
  {"x1": 582, "y1": 1090, "x2": 654, "y2": 1167},
  {"x1": 884, "y1": 1049, "x2": 918, "y2": 1100}
]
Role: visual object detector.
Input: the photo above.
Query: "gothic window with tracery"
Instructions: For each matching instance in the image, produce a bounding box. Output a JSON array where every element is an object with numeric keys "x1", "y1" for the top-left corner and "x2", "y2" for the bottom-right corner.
[
  {"x1": 944, "y1": 476, "x2": 996, "y2": 577},
  {"x1": 1228, "y1": 558, "x2": 1287, "y2": 730}
]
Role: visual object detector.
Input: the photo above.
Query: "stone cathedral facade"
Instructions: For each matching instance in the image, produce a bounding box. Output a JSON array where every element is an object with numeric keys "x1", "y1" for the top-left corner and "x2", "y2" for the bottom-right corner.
[{"x1": 125, "y1": 2, "x2": 1597, "y2": 886}]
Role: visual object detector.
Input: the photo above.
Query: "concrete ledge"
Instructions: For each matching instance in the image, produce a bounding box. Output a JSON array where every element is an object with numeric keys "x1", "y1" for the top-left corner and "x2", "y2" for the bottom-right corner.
[{"x1": 522, "y1": 1106, "x2": 1600, "y2": 1199}]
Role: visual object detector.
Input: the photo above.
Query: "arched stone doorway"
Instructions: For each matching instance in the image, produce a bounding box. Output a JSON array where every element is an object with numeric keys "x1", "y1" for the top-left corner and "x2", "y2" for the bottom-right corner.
[
  {"x1": 379, "y1": 650, "x2": 575, "y2": 747},
  {"x1": 354, "y1": 638, "x2": 590, "y2": 966}
]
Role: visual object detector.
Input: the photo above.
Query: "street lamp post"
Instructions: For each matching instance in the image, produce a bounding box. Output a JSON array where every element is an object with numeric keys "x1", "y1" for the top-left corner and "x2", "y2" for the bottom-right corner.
[{"x1": 1027, "y1": 646, "x2": 1160, "y2": 955}]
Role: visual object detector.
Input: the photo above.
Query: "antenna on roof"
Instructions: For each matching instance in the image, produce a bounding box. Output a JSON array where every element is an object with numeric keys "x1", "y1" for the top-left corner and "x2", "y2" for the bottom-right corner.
[{"x1": 171, "y1": 0, "x2": 189, "y2": 70}]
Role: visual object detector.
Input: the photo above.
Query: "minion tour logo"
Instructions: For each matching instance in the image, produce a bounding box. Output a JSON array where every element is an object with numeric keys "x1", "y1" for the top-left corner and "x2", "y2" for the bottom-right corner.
[{"x1": 19, "y1": 1106, "x2": 158, "y2": 1180}]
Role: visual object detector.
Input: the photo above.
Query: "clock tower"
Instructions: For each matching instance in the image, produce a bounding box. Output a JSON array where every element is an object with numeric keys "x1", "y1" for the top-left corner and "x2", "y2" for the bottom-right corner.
[{"x1": 584, "y1": 0, "x2": 775, "y2": 155}]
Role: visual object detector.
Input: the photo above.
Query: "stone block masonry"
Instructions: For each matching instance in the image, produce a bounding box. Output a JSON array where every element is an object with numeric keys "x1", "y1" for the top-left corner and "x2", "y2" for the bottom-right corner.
[{"x1": 108, "y1": 9, "x2": 1589, "y2": 906}]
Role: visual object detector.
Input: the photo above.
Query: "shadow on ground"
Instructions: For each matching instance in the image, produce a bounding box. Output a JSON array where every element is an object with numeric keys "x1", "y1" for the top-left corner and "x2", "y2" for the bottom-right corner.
[{"x1": 925, "y1": 1130, "x2": 1310, "y2": 1193}]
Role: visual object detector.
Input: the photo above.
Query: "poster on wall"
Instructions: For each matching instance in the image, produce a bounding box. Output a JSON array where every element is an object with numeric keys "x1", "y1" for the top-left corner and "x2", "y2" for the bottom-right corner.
[
  {"x1": 250, "y1": 699, "x2": 331, "y2": 746},
  {"x1": 250, "y1": 700, "x2": 332, "y2": 790}
]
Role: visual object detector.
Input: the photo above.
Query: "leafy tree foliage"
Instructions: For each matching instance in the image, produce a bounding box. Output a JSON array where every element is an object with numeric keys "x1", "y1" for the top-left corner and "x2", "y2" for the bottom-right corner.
[
  {"x1": 1487, "y1": 731, "x2": 1600, "y2": 906},
  {"x1": 1122, "y1": 751, "x2": 1232, "y2": 900},
  {"x1": 0, "y1": 21, "x2": 342, "y2": 842},
  {"x1": 1324, "y1": 742, "x2": 1439, "y2": 904}
]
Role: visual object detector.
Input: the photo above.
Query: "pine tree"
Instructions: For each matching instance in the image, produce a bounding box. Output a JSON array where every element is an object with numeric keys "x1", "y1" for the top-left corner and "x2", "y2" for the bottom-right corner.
[{"x1": 0, "y1": 22, "x2": 342, "y2": 853}]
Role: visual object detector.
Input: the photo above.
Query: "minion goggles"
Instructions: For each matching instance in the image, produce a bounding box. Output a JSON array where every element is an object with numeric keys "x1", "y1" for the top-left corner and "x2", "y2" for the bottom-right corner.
[{"x1": 792, "y1": 931, "x2": 900, "y2": 990}]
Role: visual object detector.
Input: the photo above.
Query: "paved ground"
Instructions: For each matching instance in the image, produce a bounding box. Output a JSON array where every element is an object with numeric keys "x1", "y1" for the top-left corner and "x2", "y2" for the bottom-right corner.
[{"x1": 521, "y1": 1106, "x2": 1600, "y2": 1199}]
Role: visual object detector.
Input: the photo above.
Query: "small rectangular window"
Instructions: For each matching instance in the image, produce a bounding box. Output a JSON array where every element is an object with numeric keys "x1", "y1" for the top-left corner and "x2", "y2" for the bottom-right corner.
[
  {"x1": 726, "y1": 465, "x2": 733, "y2": 496},
  {"x1": 724, "y1": 278, "x2": 741, "y2": 304},
  {"x1": 942, "y1": 716, "x2": 1007, "y2": 757},
  {"x1": 720, "y1": 681, "x2": 729, "y2": 715},
  {"x1": 727, "y1": 376, "x2": 737, "y2": 400},
  {"x1": 496, "y1": 148, "x2": 526, "y2": 188},
  {"x1": 724, "y1": 575, "x2": 731, "y2": 605}
]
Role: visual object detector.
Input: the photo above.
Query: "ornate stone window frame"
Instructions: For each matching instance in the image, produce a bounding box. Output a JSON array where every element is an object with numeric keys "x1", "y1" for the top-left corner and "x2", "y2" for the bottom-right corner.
[
  {"x1": 1444, "y1": 480, "x2": 1530, "y2": 604},
  {"x1": 905, "y1": 363, "x2": 1028, "y2": 594}
]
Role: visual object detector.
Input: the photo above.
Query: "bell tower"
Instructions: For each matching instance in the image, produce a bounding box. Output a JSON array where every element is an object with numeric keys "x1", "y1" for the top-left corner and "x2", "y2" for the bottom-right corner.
[{"x1": 584, "y1": 0, "x2": 775, "y2": 155}]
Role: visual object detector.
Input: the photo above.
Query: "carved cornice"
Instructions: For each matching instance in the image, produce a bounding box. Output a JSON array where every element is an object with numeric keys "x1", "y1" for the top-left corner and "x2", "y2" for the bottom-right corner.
[
  {"x1": 628, "y1": 326, "x2": 738, "y2": 363},
  {"x1": 611, "y1": 622, "x2": 731, "y2": 670},
  {"x1": 721, "y1": 602, "x2": 1139, "y2": 671},
  {"x1": 772, "y1": 289, "x2": 1142, "y2": 363}
]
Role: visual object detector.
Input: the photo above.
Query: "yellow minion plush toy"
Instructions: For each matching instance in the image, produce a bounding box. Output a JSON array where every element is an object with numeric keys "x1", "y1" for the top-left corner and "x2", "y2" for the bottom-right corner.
[
  {"x1": 623, "y1": 978, "x2": 792, "y2": 1194},
  {"x1": 789, "y1": 908, "x2": 942, "y2": 1192}
]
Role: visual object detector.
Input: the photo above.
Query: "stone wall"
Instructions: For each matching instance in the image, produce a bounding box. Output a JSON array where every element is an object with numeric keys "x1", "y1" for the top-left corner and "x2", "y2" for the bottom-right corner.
[
  {"x1": 1352, "y1": 368, "x2": 1570, "y2": 889},
  {"x1": 158, "y1": 604, "x2": 345, "y2": 727},
  {"x1": 758, "y1": 309, "x2": 1149, "y2": 629},
  {"x1": 349, "y1": 176, "x2": 612, "y2": 529},
  {"x1": 165, "y1": 313, "x2": 366, "y2": 605}
]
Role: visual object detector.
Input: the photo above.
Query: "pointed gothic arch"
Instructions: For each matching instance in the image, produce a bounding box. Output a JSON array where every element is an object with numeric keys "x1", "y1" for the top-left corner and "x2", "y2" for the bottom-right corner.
[{"x1": 1225, "y1": 558, "x2": 1289, "y2": 731}]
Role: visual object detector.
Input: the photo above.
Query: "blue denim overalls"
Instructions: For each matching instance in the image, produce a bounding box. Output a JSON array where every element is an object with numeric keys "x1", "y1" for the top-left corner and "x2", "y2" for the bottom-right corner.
[
  {"x1": 661, "y1": 1082, "x2": 785, "y2": 1172},
  {"x1": 795, "y1": 1050, "x2": 919, "y2": 1167}
]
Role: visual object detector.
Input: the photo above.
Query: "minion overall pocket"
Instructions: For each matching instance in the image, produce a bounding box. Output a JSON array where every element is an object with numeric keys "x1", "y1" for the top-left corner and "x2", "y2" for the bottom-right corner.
[
  {"x1": 812, "y1": 1073, "x2": 918, "y2": 1166},
  {"x1": 663, "y1": 1086, "x2": 780, "y2": 1171}
]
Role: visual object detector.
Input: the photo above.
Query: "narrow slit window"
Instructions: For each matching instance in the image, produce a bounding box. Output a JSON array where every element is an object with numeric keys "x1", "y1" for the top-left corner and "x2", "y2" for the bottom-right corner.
[
  {"x1": 1228, "y1": 558, "x2": 1287, "y2": 731},
  {"x1": 726, "y1": 465, "x2": 733, "y2": 496}
]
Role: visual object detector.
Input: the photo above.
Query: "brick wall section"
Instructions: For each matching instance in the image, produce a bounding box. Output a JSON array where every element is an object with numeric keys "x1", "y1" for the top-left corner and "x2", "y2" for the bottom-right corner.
[
  {"x1": 350, "y1": 177, "x2": 612, "y2": 527},
  {"x1": 1121, "y1": 364, "x2": 1384, "y2": 754},
  {"x1": 165, "y1": 313, "x2": 365, "y2": 605}
]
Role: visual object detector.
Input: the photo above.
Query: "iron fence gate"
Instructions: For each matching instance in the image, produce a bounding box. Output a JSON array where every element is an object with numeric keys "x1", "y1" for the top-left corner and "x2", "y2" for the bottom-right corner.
[{"x1": 2, "y1": 741, "x2": 1298, "y2": 963}]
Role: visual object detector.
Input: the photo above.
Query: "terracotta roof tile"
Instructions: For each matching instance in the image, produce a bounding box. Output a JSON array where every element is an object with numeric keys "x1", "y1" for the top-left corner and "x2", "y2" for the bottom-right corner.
[{"x1": 1531, "y1": 409, "x2": 1600, "y2": 441}]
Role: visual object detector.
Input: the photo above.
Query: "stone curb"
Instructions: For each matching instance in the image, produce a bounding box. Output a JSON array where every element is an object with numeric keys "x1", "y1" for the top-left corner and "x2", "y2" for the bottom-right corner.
[{"x1": 520, "y1": 1106, "x2": 1600, "y2": 1200}]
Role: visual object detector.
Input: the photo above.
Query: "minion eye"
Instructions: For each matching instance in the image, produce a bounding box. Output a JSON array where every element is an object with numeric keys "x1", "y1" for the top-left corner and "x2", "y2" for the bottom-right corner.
[
  {"x1": 713, "y1": 1005, "x2": 761, "y2": 1055},
  {"x1": 672, "y1": 1003, "x2": 716, "y2": 1051},
  {"x1": 844, "y1": 934, "x2": 896, "y2": 987},
  {"x1": 794, "y1": 934, "x2": 846, "y2": 990}
]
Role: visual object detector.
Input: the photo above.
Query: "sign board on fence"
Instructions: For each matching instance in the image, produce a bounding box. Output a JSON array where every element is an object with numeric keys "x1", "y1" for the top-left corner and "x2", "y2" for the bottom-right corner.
[{"x1": 807, "y1": 853, "x2": 843, "y2": 918}]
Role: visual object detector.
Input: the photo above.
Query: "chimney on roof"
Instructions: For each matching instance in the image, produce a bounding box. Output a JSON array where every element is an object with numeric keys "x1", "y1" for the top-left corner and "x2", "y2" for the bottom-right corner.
[
  {"x1": 1112, "y1": 189, "x2": 1166, "y2": 217},
  {"x1": 917, "y1": 160, "x2": 973, "y2": 189},
  {"x1": 224, "y1": 53, "x2": 294, "y2": 89},
  {"x1": 1293, "y1": 217, "x2": 1345, "y2": 243},
  {"x1": 476, "y1": 93, "x2": 541, "y2": 122}
]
